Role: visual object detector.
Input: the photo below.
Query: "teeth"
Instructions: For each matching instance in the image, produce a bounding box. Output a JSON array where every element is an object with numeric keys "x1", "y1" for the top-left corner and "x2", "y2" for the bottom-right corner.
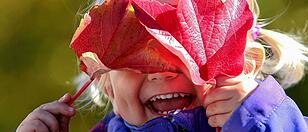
[
  {"x1": 158, "y1": 111, "x2": 172, "y2": 115},
  {"x1": 150, "y1": 98, "x2": 156, "y2": 102},
  {"x1": 174, "y1": 109, "x2": 181, "y2": 114},
  {"x1": 158, "y1": 109, "x2": 184, "y2": 115},
  {"x1": 166, "y1": 94, "x2": 173, "y2": 99},
  {"x1": 149, "y1": 93, "x2": 190, "y2": 102},
  {"x1": 160, "y1": 95, "x2": 166, "y2": 99},
  {"x1": 148, "y1": 93, "x2": 191, "y2": 115}
]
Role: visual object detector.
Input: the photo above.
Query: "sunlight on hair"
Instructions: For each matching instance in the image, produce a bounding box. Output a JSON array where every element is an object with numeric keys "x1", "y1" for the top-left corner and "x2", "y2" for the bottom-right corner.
[
  {"x1": 259, "y1": 29, "x2": 308, "y2": 88},
  {"x1": 246, "y1": 0, "x2": 308, "y2": 89},
  {"x1": 72, "y1": 71, "x2": 113, "y2": 117}
]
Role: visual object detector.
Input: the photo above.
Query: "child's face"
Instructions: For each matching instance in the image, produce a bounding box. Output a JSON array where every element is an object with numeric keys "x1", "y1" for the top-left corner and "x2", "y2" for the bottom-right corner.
[{"x1": 106, "y1": 70, "x2": 202, "y2": 126}]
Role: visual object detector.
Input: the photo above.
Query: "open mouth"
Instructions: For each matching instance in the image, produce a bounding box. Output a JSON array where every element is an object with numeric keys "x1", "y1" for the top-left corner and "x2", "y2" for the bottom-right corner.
[{"x1": 145, "y1": 93, "x2": 193, "y2": 115}]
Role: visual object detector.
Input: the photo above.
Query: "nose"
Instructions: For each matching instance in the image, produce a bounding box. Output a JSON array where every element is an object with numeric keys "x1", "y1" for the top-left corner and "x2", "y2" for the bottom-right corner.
[{"x1": 147, "y1": 72, "x2": 179, "y2": 81}]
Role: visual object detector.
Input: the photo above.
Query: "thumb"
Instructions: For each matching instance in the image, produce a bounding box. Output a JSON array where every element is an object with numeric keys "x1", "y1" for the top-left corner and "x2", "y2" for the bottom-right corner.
[
  {"x1": 58, "y1": 93, "x2": 72, "y2": 103},
  {"x1": 194, "y1": 83, "x2": 212, "y2": 104},
  {"x1": 58, "y1": 93, "x2": 74, "y2": 132}
]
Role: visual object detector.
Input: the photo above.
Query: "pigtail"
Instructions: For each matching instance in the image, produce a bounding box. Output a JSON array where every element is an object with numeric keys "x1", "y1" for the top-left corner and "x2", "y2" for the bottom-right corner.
[
  {"x1": 244, "y1": 0, "x2": 308, "y2": 88},
  {"x1": 247, "y1": 0, "x2": 308, "y2": 89},
  {"x1": 73, "y1": 72, "x2": 112, "y2": 113},
  {"x1": 258, "y1": 29, "x2": 308, "y2": 88},
  {"x1": 73, "y1": 0, "x2": 114, "y2": 111}
]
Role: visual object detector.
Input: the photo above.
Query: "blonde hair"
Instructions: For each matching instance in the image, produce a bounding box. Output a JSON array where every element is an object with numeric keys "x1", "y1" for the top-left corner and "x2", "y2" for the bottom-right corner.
[
  {"x1": 246, "y1": 0, "x2": 308, "y2": 88},
  {"x1": 78, "y1": 0, "x2": 308, "y2": 107},
  {"x1": 73, "y1": 72, "x2": 112, "y2": 112}
]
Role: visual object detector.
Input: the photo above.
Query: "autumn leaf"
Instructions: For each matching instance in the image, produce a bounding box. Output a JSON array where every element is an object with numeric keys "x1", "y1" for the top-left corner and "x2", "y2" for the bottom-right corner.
[
  {"x1": 131, "y1": 0, "x2": 253, "y2": 85},
  {"x1": 70, "y1": 0, "x2": 253, "y2": 85},
  {"x1": 70, "y1": 0, "x2": 184, "y2": 77}
]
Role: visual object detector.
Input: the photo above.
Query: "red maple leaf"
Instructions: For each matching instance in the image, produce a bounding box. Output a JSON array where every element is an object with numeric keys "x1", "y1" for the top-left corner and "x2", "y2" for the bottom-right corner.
[
  {"x1": 70, "y1": 0, "x2": 253, "y2": 85},
  {"x1": 70, "y1": 0, "x2": 184, "y2": 77},
  {"x1": 131, "y1": 0, "x2": 253, "y2": 84}
]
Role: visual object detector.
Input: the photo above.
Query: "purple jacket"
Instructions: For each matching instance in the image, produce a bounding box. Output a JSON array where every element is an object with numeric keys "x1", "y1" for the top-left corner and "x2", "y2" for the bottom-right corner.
[{"x1": 90, "y1": 76, "x2": 308, "y2": 132}]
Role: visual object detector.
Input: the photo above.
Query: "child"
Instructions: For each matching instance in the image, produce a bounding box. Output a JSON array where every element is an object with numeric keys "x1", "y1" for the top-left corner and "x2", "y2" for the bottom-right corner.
[{"x1": 17, "y1": 0, "x2": 308, "y2": 131}]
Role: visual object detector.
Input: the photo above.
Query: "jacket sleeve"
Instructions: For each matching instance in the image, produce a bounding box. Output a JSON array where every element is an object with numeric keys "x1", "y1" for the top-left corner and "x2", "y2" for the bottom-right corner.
[{"x1": 222, "y1": 75, "x2": 308, "y2": 132}]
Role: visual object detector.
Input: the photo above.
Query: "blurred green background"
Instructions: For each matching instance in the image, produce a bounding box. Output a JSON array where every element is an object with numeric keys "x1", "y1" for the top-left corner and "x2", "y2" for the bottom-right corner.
[{"x1": 0, "y1": 0, "x2": 307, "y2": 131}]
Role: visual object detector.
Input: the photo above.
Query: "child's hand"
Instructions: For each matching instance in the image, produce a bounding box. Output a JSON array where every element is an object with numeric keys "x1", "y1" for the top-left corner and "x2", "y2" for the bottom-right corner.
[
  {"x1": 196, "y1": 75, "x2": 258, "y2": 127},
  {"x1": 17, "y1": 93, "x2": 76, "y2": 132}
]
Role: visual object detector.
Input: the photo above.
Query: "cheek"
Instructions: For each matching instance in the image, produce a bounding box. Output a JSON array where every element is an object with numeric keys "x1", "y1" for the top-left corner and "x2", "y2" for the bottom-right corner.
[
  {"x1": 109, "y1": 70, "x2": 145, "y2": 99},
  {"x1": 113, "y1": 82, "x2": 140, "y2": 108},
  {"x1": 109, "y1": 71, "x2": 148, "y2": 125},
  {"x1": 112, "y1": 84, "x2": 148, "y2": 126},
  {"x1": 111, "y1": 72, "x2": 145, "y2": 101}
]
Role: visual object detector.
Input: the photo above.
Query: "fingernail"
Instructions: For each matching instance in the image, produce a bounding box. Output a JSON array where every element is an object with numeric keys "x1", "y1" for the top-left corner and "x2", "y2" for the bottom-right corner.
[{"x1": 68, "y1": 107, "x2": 75, "y2": 112}]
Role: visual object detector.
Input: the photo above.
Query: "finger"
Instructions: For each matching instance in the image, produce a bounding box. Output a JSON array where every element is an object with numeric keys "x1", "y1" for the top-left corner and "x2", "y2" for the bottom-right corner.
[
  {"x1": 208, "y1": 112, "x2": 232, "y2": 127},
  {"x1": 30, "y1": 109, "x2": 59, "y2": 132},
  {"x1": 59, "y1": 116, "x2": 71, "y2": 132},
  {"x1": 194, "y1": 84, "x2": 212, "y2": 103},
  {"x1": 30, "y1": 119, "x2": 50, "y2": 132},
  {"x1": 204, "y1": 86, "x2": 237, "y2": 107},
  {"x1": 58, "y1": 93, "x2": 72, "y2": 103},
  {"x1": 40, "y1": 101, "x2": 75, "y2": 117},
  {"x1": 16, "y1": 121, "x2": 36, "y2": 132},
  {"x1": 215, "y1": 76, "x2": 241, "y2": 87},
  {"x1": 206, "y1": 100, "x2": 235, "y2": 117}
]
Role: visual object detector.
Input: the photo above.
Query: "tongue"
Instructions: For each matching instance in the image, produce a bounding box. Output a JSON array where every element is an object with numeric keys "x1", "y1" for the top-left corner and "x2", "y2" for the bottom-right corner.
[{"x1": 152, "y1": 97, "x2": 191, "y2": 112}]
